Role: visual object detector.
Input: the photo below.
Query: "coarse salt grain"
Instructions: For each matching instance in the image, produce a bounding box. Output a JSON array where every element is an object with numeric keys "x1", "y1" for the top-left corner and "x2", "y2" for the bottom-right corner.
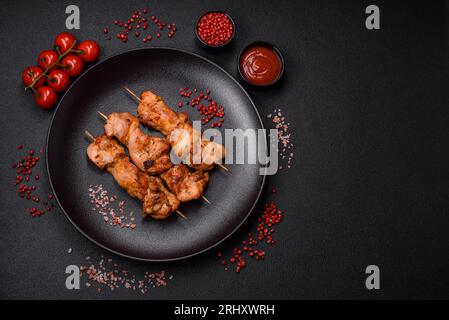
[
  {"x1": 79, "y1": 255, "x2": 172, "y2": 294},
  {"x1": 268, "y1": 108, "x2": 294, "y2": 169},
  {"x1": 88, "y1": 184, "x2": 136, "y2": 230}
]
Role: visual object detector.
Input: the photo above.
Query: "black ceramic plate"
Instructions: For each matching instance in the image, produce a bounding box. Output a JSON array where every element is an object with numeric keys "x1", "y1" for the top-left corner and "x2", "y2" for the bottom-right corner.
[{"x1": 47, "y1": 47, "x2": 265, "y2": 261}]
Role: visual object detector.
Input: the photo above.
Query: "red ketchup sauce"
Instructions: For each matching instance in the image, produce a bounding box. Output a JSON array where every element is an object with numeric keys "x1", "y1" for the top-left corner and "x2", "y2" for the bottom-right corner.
[{"x1": 240, "y1": 45, "x2": 283, "y2": 85}]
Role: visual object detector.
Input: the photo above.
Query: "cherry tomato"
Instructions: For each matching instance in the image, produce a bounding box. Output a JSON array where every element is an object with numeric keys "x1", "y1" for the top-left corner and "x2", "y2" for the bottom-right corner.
[
  {"x1": 38, "y1": 50, "x2": 59, "y2": 70},
  {"x1": 34, "y1": 86, "x2": 58, "y2": 109},
  {"x1": 22, "y1": 66, "x2": 46, "y2": 89},
  {"x1": 54, "y1": 32, "x2": 77, "y2": 54},
  {"x1": 77, "y1": 40, "x2": 100, "y2": 62},
  {"x1": 47, "y1": 69, "x2": 70, "y2": 92},
  {"x1": 61, "y1": 55, "x2": 84, "y2": 77}
]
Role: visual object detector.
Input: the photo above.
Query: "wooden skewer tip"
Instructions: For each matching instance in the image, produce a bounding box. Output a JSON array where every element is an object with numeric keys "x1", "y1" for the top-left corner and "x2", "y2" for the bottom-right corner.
[
  {"x1": 201, "y1": 195, "x2": 211, "y2": 204},
  {"x1": 176, "y1": 210, "x2": 187, "y2": 219},
  {"x1": 84, "y1": 131, "x2": 95, "y2": 142},
  {"x1": 218, "y1": 163, "x2": 229, "y2": 172},
  {"x1": 124, "y1": 87, "x2": 141, "y2": 102},
  {"x1": 98, "y1": 111, "x2": 108, "y2": 120}
]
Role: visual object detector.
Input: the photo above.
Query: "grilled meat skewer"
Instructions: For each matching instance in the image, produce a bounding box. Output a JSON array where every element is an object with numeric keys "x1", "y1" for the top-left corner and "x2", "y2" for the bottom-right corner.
[
  {"x1": 100, "y1": 112, "x2": 210, "y2": 202},
  {"x1": 136, "y1": 91, "x2": 226, "y2": 171},
  {"x1": 104, "y1": 112, "x2": 172, "y2": 175},
  {"x1": 161, "y1": 164, "x2": 209, "y2": 202},
  {"x1": 86, "y1": 134, "x2": 181, "y2": 219}
]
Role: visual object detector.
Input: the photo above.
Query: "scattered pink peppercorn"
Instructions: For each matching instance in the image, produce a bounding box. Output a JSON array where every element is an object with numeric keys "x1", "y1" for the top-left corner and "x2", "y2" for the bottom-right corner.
[
  {"x1": 218, "y1": 200, "x2": 283, "y2": 273},
  {"x1": 11, "y1": 145, "x2": 55, "y2": 218},
  {"x1": 105, "y1": 8, "x2": 177, "y2": 43},
  {"x1": 178, "y1": 87, "x2": 225, "y2": 128}
]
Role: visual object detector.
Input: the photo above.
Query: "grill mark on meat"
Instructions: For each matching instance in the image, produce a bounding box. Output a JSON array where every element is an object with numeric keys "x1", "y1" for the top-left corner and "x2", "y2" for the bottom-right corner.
[{"x1": 144, "y1": 159, "x2": 154, "y2": 169}]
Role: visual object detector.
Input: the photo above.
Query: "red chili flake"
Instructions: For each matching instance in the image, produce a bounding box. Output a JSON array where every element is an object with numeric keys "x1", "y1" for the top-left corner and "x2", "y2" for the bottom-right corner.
[{"x1": 197, "y1": 12, "x2": 234, "y2": 46}]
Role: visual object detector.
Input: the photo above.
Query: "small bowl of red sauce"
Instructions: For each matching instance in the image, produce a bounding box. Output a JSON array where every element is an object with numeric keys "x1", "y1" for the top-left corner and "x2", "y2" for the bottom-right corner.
[
  {"x1": 238, "y1": 42, "x2": 284, "y2": 87},
  {"x1": 195, "y1": 11, "x2": 235, "y2": 49}
]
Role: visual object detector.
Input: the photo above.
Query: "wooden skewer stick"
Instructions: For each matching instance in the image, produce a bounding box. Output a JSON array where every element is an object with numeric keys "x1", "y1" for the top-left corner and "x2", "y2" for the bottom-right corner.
[
  {"x1": 201, "y1": 195, "x2": 211, "y2": 204},
  {"x1": 123, "y1": 87, "x2": 229, "y2": 172},
  {"x1": 98, "y1": 111, "x2": 108, "y2": 120},
  {"x1": 84, "y1": 130, "x2": 95, "y2": 142},
  {"x1": 217, "y1": 164, "x2": 228, "y2": 172},
  {"x1": 124, "y1": 86, "x2": 141, "y2": 102},
  {"x1": 97, "y1": 111, "x2": 211, "y2": 205},
  {"x1": 176, "y1": 210, "x2": 187, "y2": 219},
  {"x1": 84, "y1": 130, "x2": 186, "y2": 220}
]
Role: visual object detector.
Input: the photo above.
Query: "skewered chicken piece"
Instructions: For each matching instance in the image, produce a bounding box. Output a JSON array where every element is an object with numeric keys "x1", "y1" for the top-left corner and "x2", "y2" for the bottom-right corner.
[
  {"x1": 136, "y1": 91, "x2": 184, "y2": 136},
  {"x1": 85, "y1": 133, "x2": 181, "y2": 219},
  {"x1": 104, "y1": 112, "x2": 172, "y2": 175},
  {"x1": 161, "y1": 164, "x2": 209, "y2": 202},
  {"x1": 136, "y1": 90, "x2": 226, "y2": 171},
  {"x1": 99, "y1": 111, "x2": 210, "y2": 203},
  {"x1": 144, "y1": 175, "x2": 182, "y2": 219}
]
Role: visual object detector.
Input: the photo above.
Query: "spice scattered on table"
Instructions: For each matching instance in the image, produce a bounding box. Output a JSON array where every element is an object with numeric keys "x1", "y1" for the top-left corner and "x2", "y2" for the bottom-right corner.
[
  {"x1": 79, "y1": 255, "x2": 173, "y2": 294},
  {"x1": 178, "y1": 87, "x2": 225, "y2": 128},
  {"x1": 268, "y1": 108, "x2": 294, "y2": 169},
  {"x1": 11, "y1": 145, "x2": 55, "y2": 217},
  {"x1": 88, "y1": 184, "x2": 137, "y2": 229},
  {"x1": 197, "y1": 12, "x2": 234, "y2": 47},
  {"x1": 217, "y1": 200, "x2": 283, "y2": 273},
  {"x1": 105, "y1": 7, "x2": 177, "y2": 43}
]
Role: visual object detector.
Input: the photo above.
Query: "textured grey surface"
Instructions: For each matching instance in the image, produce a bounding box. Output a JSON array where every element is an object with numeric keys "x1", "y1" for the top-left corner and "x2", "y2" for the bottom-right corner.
[{"x1": 1, "y1": 0, "x2": 449, "y2": 299}]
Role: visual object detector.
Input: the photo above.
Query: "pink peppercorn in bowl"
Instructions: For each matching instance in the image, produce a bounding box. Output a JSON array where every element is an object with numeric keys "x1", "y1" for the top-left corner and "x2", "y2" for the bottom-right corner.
[{"x1": 195, "y1": 11, "x2": 235, "y2": 49}]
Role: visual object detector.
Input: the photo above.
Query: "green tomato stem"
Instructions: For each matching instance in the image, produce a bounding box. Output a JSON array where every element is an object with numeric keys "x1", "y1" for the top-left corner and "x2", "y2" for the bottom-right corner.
[{"x1": 25, "y1": 40, "x2": 78, "y2": 91}]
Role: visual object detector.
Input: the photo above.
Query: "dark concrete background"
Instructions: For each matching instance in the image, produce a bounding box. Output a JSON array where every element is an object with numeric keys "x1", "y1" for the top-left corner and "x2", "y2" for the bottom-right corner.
[{"x1": 1, "y1": 0, "x2": 448, "y2": 299}]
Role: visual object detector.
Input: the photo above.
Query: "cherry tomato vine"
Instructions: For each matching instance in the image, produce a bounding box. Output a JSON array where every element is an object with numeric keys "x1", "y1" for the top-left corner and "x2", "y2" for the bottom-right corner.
[
  {"x1": 24, "y1": 40, "x2": 78, "y2": 93},
  {"x1": 22, "y1": 32, "x2": 100, "y2": 110}
]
